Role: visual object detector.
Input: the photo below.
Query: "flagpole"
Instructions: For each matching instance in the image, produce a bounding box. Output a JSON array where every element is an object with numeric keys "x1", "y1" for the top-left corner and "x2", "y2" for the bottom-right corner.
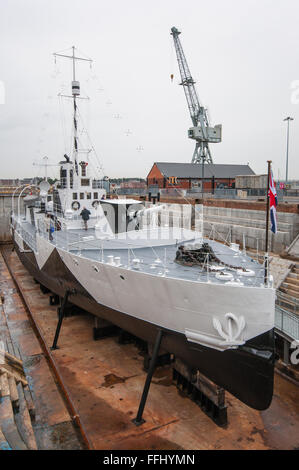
[{"x1": 264, "y1": 160, "x2": 271, "y2": 285}]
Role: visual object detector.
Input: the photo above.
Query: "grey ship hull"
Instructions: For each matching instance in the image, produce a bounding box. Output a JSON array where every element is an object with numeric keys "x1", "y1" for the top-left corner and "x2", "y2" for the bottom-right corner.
[{"x1": 13, "y1": 237, "x2": 275, "y2": 411}]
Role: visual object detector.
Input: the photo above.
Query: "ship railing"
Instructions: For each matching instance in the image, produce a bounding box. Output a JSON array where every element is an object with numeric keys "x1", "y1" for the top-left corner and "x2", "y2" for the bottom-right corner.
[
  {"x1": 60, "y1": 232, "x2": 268, "y2": 287},
  {"x1": 55, "y1": 178, "x2": 107, "y2": 190},
  {"x1": 15, "y1": 221, "x2": 37, "y2": 251},
  {"x1": 56, "y1": 178, "x2": 84, "y2": 190},
  {"x1": 92, "y1": 180, "x2": 107, "y2": 189},
  {"x1": 48, "y1": 202, "x2": 97, "y2": 223},
  {"x1": 275, "y1": 305, "x2": 299, "y2": 341},
  {"x1": 276, "y1": 290, "x2": 299, "y2": 314}
]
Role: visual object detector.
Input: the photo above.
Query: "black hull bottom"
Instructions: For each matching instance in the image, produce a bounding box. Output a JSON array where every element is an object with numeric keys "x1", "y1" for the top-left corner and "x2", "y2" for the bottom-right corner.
[{"x1": 13, "y1": 241, "x2": 275, "y2": 410}]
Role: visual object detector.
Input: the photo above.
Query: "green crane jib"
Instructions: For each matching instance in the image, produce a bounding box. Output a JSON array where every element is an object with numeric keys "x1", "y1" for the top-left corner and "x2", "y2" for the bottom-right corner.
[{"x1": 171, "y1": 27, "x2": 222, "y2": 164}]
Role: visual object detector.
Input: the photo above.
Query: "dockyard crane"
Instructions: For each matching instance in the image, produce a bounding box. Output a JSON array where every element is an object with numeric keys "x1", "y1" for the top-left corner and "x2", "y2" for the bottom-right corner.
[{"x1": 171, "y1": 27, "x2": 222, "y2": 164}]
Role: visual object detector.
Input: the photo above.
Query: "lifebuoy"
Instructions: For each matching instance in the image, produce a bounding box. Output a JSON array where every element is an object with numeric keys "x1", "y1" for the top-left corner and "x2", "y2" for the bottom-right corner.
[
  {"x1": 215, "y1": 271, "x2": 234, "y2": 281},
  {"x1": 236, "y1": 268, "x2": 255, "y2": 277},
  {"x1": 72, "y1": 201, "x2": 80, "y2": 211},
  {"x1": 92, "y1": 200, "x2": 100, "y2": 208}
]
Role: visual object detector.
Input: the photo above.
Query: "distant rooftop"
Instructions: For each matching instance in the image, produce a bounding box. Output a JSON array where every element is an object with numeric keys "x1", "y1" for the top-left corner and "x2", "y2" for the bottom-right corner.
[{"x1": 154, "y1": 162, "x2": 255, "y2": 179}]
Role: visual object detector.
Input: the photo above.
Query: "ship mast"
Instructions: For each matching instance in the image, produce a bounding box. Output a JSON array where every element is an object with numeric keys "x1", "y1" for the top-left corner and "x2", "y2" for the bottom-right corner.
[{"x1": 53, "y1": 46, "x2": 92, "y2": 174}]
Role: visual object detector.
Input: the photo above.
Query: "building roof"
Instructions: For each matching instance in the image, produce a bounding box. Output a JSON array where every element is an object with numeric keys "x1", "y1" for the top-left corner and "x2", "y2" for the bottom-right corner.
[{"x1": 153, "y1": 162, "x2": 255, "y2": 179}]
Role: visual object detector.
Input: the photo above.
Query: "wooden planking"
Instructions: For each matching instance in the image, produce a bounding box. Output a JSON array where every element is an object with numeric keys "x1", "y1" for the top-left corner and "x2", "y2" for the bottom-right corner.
[
  {"x1": 23, "y1": 385, "x2": 35, "y2": 421},
  {"x1": 15, "y1": 382, "x2": 37, "y2": 450},
  {"x1": 4, "y1": 351, "x2": 24, "y2": 372},
  {"x1": 0, "y1": 395, "x2": 27, "y2": 450}
]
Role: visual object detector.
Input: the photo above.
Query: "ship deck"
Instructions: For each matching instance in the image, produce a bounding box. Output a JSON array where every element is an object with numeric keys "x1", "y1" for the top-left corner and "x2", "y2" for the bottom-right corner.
[{"x1": 19, "y1": 220, "x2": 266, "y2": 288}]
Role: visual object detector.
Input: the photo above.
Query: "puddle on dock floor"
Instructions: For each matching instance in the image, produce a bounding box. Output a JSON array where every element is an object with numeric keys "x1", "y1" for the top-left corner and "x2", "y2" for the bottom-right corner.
[{"x1": 101, "y1": 374, "x2": 129, "y2": 387}]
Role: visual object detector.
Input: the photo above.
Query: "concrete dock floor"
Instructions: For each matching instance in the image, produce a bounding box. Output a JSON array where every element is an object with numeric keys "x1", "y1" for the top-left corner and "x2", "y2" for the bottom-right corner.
[{"x1": 0, "y1": 246, "x2": 298, "y2": 450}]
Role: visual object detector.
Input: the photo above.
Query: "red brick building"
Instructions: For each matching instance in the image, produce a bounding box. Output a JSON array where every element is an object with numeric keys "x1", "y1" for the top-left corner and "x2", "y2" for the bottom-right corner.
[{"x1": 147, "y1": 162, "x2": 255, "y2": 191}]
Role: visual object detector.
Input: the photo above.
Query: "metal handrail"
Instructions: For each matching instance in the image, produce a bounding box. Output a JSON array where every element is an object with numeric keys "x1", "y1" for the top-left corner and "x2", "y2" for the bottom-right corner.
[
  {"x1": 275, "y1": 305, "x2": 299, "y2": 341},
  {"x1": 276, "y1": 290, "x2": 299, "y2": 308}
]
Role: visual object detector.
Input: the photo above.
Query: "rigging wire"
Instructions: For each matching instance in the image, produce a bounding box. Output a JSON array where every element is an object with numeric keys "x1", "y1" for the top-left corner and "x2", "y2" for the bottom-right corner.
[
  {"x1": 75, "y1": 105, "x2": 105, "y2": 178},
  {"x1": 58, "y1": 95, "x2": 68, "y2": 154}
]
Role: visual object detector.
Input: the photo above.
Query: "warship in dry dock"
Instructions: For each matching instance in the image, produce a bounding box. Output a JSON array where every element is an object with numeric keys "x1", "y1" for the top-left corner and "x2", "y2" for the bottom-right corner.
[{"x1": 11, "y1": 45, "x2": 275, "y2": 411}]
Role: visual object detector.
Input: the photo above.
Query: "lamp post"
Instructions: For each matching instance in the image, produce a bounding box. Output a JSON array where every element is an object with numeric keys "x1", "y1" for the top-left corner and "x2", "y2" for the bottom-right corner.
[{"x1": 283, "y1": 116, "x2": 294, "y2": 183}]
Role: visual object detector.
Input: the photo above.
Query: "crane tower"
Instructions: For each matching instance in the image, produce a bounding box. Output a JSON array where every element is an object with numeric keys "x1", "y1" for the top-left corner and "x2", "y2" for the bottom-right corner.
[{"x1": 171, "y1": 27, "x2": 222, "y2": 164}]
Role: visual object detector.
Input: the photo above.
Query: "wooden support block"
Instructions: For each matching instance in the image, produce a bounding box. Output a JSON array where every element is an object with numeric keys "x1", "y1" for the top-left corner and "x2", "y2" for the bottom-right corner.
[
  {"x1": 0, "y1": 365, "x2": 28, "y2": 386},
  {"x1": 4, "y1": 352, "x2": 24, "y2": 372},
  {"x1": 11, "y1": 343, "x2": 22, "y2": 361},
  {"x1": 6, "y1": 341, "x2": 15, "y2": 357},
  {"x1": 0, "y1": 373, "x2": 10, "y2": 398},
  {"x1": 8, "y1": 376, "x2": 19, "y2": 411},
  {"x1": 15, "y1": 383, "x2": 37, "y2": 450},
  {"x1": 93, "y1": 319, "x2": 119, "y2": 340},
  {"x1": 49, "y1": 294, "x2": 60, "y2": 306},
  {"x1": 172, "y1": 358, "x2": 228, "y2": 427},
  {"x1": 0, "y1": 395, "x2": 27, "y2": 450},
  {"x1": 23, "y1": 385, "x2": 35, "y2": 421},
  {"x1": 196, "y1": 373, "x2": 226, "y2": 408}
]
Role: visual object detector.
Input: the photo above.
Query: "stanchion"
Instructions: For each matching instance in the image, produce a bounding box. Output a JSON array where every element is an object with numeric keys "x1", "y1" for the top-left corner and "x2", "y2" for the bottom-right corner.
[
  {"x1": 51, "y1": 290, "x2": 71, "y2": 350},
  {"x1": 132, "y1": 328, "x2": 163, "y2": 426}
]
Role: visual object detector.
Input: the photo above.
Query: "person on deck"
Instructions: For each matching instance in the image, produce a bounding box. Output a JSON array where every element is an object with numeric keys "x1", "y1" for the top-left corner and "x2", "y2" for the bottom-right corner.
[
  {"x1": 80, "y1": 207, "x2": 91, "y2": 230},
  {"x1": 46, "y1": 214, "x2": 55, "y2": 241}
]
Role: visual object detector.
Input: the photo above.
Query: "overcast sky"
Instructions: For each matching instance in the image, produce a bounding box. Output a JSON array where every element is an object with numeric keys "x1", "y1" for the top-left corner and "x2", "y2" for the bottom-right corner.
[{"x1": 1, "y1": 0, "x2": 299, "y2": 180}]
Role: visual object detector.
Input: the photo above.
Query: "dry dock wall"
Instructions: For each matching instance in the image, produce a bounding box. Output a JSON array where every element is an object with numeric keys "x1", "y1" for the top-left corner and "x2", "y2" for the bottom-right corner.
[
  {"x1": 0, "y1": 195, "x2": 24, "y2": 243},
  {"x1": 202, "y1": 206, "x2": 299, "y2": 253},
  {"x1": 145, "y1": 197, "x2": 299, "y2": 254}
]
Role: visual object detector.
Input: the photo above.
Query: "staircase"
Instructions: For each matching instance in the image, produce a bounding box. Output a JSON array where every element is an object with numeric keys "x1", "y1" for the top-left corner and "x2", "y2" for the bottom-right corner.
[{"x1": 279, "y1": 264, "x2": 299, "y2": 300}]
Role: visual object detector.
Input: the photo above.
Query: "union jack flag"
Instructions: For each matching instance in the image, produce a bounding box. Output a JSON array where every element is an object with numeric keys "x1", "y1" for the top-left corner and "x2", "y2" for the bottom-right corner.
[{"x1": 269, "y1": 169, "x2": 278, "y2": 234}]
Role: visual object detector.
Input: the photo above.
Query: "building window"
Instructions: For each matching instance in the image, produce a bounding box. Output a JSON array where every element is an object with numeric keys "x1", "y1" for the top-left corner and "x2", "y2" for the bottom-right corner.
[
  {"x1": 81, "y1": 178, "x2": 90, "y2": 186},
  {"x1": 86, "y1": 192, "x2": 91, "y2": 199},
  {"x1": 94, "y1": 192, "x2": 98, "y2": 199},
  {"x1": 80, "y1": 193, "x2": 84, "y2": 200},
  {"x1": 81, "y1": 166, "x2": 86, "y2": 177},
  {"x1": 73, "y1": 193, "x2": 78, "y2": 200}
]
